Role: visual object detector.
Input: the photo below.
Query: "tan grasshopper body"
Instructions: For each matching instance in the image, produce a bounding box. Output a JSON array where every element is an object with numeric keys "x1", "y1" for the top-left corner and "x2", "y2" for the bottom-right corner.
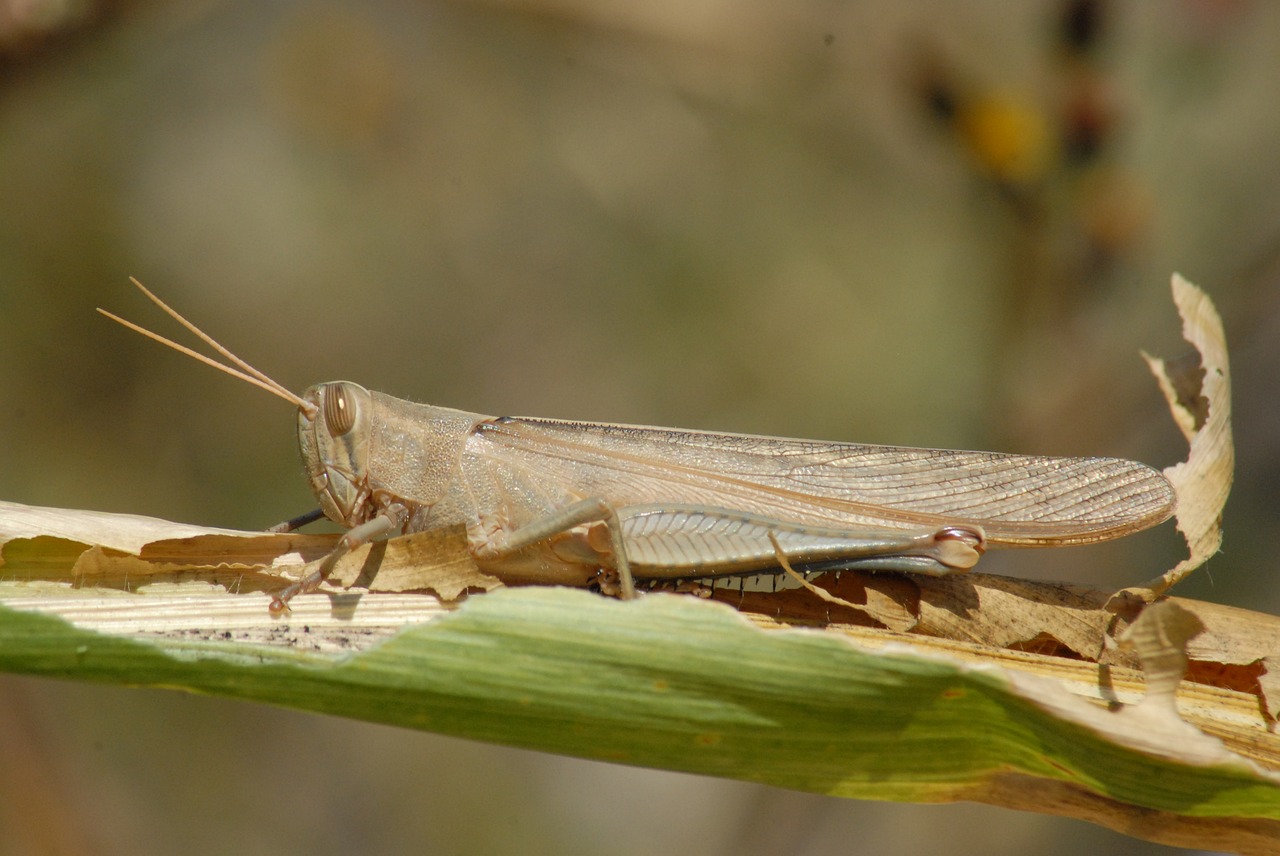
[{"x1": 101, "y1": 281, "x2": 1176, "y2": 613}]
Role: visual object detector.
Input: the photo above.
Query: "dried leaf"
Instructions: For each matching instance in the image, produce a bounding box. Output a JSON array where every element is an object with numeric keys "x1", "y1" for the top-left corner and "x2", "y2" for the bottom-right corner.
[
  {"x1": 0, "y1": 499, "x2": 499, "y2": 602},
  {"x1": 0, "y1": 499, "x2": 257, "y2": 556},
  {"x1": 1258, "y1": 663, "x2": 1280, "y2": 723},
  {"x1": 1117, "y1": 600, "x2": 1205, "y2": 713},
  {"x1": 913, "y1": 573, "x2": 1113, "y2": 658},
  {"x1": 1134, "y1": 274, "x2": 1234, "y2": 594}
]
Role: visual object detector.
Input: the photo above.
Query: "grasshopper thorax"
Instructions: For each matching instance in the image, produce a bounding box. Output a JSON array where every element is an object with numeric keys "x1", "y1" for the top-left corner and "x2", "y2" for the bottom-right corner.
[{"x1": 298, "y1": 381, "x2": 375, "y2": 527}]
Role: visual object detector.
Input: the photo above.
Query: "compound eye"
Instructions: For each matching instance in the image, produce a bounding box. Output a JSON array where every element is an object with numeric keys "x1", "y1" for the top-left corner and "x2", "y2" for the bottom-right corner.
[{"x1": 323, "y1": 383, "x2": 358, "y2": 437}]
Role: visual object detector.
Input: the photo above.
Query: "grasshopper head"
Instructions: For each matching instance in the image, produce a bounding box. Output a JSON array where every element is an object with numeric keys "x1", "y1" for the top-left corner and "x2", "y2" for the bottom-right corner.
[
  {"x1": 298, "y1": 381, "x2": 375, "y2": 526},
  {"x1": 97, "y1": 282, "x2": 382, "y2": 528}
]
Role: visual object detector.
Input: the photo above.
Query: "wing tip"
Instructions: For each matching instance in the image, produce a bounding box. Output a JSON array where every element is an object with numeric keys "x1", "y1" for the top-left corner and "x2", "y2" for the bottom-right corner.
[{"x1": 983, "y1": 456, "x2": 1176, "y2": 546}]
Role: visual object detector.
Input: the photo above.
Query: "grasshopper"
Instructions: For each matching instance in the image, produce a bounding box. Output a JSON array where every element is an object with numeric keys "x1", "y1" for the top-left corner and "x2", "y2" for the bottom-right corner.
[{"x1": 100, "y1": 280, "x2": 1175, "y2": 614}]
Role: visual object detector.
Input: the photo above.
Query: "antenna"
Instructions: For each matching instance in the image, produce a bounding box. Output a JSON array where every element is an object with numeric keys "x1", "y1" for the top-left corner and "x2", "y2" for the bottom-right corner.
[{"x1": 98, "y1": 278, "x2": 318, "y2": 417}]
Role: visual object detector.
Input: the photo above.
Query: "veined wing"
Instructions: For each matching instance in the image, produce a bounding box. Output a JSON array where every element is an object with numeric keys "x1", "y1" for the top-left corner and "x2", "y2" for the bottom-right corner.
[{"x1": 469, "y1": 417, "x2": 1175, "y2": 547}]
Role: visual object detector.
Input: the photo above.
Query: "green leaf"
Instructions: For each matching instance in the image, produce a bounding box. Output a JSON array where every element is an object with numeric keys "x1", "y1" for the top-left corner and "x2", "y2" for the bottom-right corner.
[{"x1": 3, "y1": 585, "x2": 1278, "y2": 852}]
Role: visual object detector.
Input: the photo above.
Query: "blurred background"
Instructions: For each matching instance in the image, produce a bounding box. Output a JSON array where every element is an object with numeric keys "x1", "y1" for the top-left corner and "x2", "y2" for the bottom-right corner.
[{"x1": 1, "y1": 0, "x2": 1277, "y2": 853}]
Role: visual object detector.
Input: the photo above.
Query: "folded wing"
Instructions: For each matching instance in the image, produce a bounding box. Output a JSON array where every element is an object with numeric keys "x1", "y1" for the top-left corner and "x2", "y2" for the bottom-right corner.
[{"x1": 470, "y1": 417, "x2": 1175, "y2": 547}]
